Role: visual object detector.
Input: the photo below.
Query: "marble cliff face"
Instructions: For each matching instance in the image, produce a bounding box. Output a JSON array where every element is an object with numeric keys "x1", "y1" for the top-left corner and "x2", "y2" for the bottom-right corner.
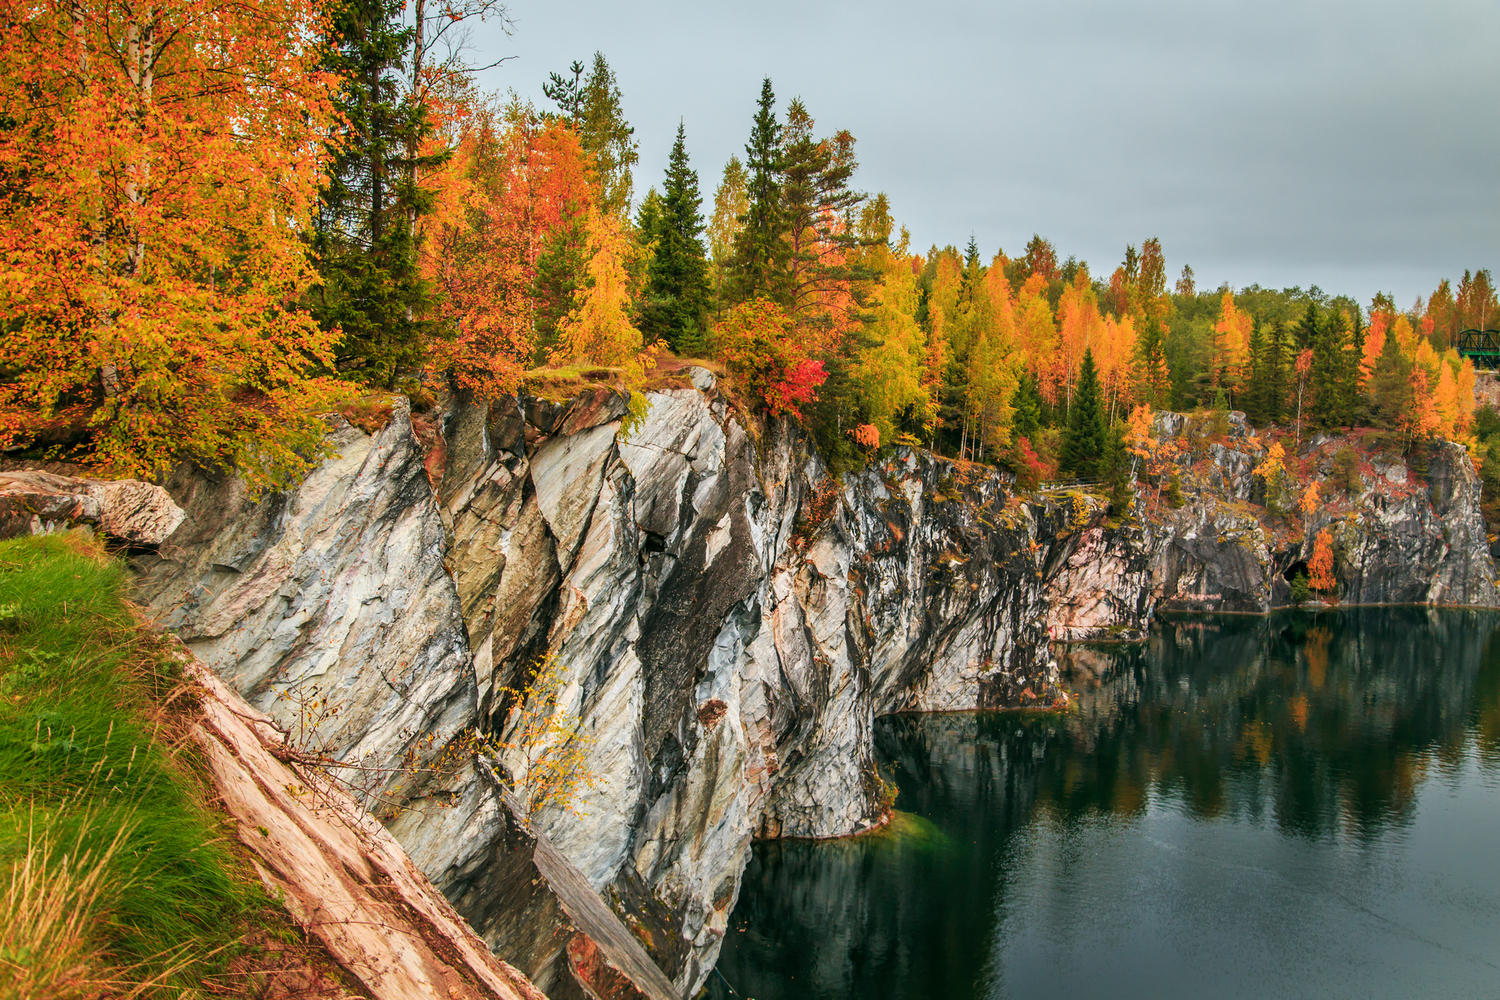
[{"x1": 113, "y1": 376, "x2": 1496, "y2": 998}]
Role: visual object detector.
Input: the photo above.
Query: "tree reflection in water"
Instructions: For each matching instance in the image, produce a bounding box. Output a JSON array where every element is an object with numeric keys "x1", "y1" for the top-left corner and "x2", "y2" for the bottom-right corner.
[{"x1": 712, "y1": 609, "x2": 1500, "y2": 1000}]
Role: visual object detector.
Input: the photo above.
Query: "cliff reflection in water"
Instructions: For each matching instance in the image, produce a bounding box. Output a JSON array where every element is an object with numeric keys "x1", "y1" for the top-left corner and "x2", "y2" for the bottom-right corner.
[{"x1": 711, "y1": 609, "x2": 1500, "y2": 1000}]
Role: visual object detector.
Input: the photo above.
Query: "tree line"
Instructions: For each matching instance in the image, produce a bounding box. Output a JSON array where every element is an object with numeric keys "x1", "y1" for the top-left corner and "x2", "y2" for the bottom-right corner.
[{"x1": 3, "y1": 0, "x2": 1497, "y2": 489}]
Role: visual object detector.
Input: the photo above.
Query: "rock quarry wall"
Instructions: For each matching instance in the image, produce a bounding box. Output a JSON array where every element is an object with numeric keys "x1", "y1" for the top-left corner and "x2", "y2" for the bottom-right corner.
[{"x1": 25, "y1": 375, "x2": 1493, "y2": 998}]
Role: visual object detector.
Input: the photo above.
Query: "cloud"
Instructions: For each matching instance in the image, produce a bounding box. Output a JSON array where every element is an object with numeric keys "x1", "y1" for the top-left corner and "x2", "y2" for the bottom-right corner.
[{"x1": 471, "y1": 0, "x2": 1499, "y2": 304}]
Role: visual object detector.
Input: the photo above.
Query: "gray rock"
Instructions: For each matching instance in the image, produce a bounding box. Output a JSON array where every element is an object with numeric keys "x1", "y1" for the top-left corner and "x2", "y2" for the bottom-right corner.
[{"x1": 100, "y1": 395, "x2": 1498, "y2": 1000}]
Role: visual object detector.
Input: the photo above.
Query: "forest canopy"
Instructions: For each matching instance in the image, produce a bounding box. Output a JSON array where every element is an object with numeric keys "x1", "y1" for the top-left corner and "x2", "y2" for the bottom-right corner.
[{"x1": 3, "y1": 0, "x2": 1496, "y2": 487}]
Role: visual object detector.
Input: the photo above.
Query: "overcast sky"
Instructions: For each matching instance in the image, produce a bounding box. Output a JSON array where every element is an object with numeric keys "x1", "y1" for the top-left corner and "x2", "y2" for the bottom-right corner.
[{"x1": 465, "y1": 0, "x2": 1498, "y2": 307}]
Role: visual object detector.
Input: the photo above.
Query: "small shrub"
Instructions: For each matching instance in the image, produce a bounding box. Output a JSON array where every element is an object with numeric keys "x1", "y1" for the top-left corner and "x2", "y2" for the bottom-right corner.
[
  {"x1": 1330, "y1": 446, "x2": 1361, "y2": 496},
  {"x1": 338, "y1": 394, "x2": 395, "y2": 433},
  {"x1": 1166, "y1": 472, "x2": 1186, "y2": 508},
  {"x1": 1289, "y1": 572, "x2": 1311, "y2": 604}
]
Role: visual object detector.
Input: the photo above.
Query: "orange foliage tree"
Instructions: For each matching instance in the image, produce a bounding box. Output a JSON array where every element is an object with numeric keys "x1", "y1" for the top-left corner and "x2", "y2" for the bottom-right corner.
[
  {"x1": 1212, "y1": 290, "x2": 1253, "y2": 392},
  {"x1": 422, "y1": 97, "x2": 594, "y2": 398},
  {"x1": 0, "y1": 0, "x2": 341, "y2": 486},
  {"x1": 1308, "y1": 528, "x2": 1336, "y2": 594}
]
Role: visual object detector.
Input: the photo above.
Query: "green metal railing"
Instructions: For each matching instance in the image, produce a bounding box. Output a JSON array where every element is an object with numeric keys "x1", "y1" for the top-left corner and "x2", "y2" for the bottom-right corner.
[{"x1": 1456, "y1": 329, "x2": 1500, "y2": 370}]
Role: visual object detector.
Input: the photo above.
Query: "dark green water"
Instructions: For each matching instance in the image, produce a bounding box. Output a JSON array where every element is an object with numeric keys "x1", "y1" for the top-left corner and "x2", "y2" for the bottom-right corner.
[{"x1": 710, "y1": 610, "x2": 1500, "y2": 1000}]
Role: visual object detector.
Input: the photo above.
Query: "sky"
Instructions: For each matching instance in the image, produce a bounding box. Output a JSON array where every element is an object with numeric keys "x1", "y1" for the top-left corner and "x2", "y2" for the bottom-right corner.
[{"x1": 462, "y1": 0, "x2": 1498, "y2": 308}]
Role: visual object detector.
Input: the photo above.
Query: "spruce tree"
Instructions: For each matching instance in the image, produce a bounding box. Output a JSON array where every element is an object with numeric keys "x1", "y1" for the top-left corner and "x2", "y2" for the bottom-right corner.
[
  {"x1": 1344, "y1": 311, "x2": 1367, "y2": 424},
  {"x1": 1368, "y1": 330, "x2": 1412, "y2": 429},
  {"x1": 312, "y1": 0, "x2": 444, "y2": 387},
  {"x1": 641, "y1": 123, "x2": 712, "y2": 354},
  {"x1": 1309, "y1": 304, "x2": 1352, "y2": 428},
  {"x1": 1061, "y1": 348, "x2": 1108, "y2": 479},
  {"x1": 1244, "y1": 322, "x2": 1268, "y2": 425},
  {"x1": 1266, "y1": 321, "x2": 1290, "y2": 423},
  {"x1": 1013, "y1": 369, "x2": 1043, "y2": 441},
  {"x1": 729, "y1": 78, "x2": 784, "y2": 304}
]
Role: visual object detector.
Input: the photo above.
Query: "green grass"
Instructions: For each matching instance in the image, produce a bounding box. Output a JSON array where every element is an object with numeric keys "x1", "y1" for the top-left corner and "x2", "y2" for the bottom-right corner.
[{"x1": 0, "y1": 534, "x2": 259, "y2": 995}]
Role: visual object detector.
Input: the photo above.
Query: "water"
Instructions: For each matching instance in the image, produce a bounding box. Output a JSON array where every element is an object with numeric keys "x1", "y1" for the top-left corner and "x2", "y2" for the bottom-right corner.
[{"x1": 710, "y1": 610, "x2": 1500, "y2": 1000}]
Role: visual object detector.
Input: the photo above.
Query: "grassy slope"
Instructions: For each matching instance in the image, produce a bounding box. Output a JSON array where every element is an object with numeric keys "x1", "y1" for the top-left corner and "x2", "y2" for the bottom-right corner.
[{"x1": 0, "y1": 534, "x2": 285, "y2": 997}]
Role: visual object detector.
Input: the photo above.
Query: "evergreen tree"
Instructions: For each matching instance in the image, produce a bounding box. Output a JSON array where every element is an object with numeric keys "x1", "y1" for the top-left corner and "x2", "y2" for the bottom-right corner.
[
  {"x1": 1368, "y1": 329, "x2": 1412, "y2": 429},
  {"x1": 1243, "y1": 322, "x2": 1267, "y2": 424},
  {"x1": 578, "y1": 53, "x2": 637, "y2": 218},
  {"x1": 542, "y1": 59, "x2": 586, "y2": 121},
  {"x1": 776, "y1": 97, "x2": 873, "y2": 328},
  {"x1": 1103, "y1": 420, "x2": 1133, "y2": 515},
  {"x1": 532, "y1": 221, "x2": 590, "y2": 358},
  {"x1": 1267, "y1": 321, "x2": 1291, "y2": 423},
  {"x1": 729, "y1": 78, "x2": 784, "y2": 303},
  {"x1": 1308, "y1": 303, "x2": 1353, "y2": 428},
  {"x1": 1344, "y1": 310, "x2": 1367, "y2": 423},
  {"x1": 1061, "y1": 348, "x2": 1108, "y2": 479},
  {"x1": 641, "y1": 123, "x2": 711, "y2": 354},
  {"x1": 1013, "y1": 369, "x2": 1043, "y2": 441},
  {"x1": 312, "y1": 0, "x2": 445, "y2": 387}
]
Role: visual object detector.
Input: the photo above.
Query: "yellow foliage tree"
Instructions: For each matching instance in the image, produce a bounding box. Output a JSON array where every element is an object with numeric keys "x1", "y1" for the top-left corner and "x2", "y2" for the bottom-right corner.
[
  {"x1": 854, "y1": 229, "x2": 931, "y2": 446},
  {"x1": 1212, "y1": 290, "x2": 1253, "y2": 389},
  {"x1": 1125, "y1": 405, "x2": 1156, "y2": 463},
  {"x1": 1301, "y1": 480, "x2": 1321, "y2": 516},
  {"x1": 553, "y1": 209, "x2": 646, "y2": 377}
]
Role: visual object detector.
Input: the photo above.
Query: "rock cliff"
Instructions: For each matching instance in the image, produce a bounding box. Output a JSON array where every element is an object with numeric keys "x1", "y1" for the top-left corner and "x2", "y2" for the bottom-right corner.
[{"x1": 20, "y1": 382, "x2": 1496, "y2": 998}]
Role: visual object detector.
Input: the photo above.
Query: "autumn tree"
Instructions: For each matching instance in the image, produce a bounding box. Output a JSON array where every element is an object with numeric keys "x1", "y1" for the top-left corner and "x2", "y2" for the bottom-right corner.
[
  {"x1": 707, "y1": 155, "x2": 748, "y2": 308},
  {"x1": 1023, "y1": 235, "x2": 1058, "y2": 282},
  {"x1": 1132, "y1": 239, "x2": 1172, "y2": 405},
  {"x1": 1457, "y1": 269, "x2": 1498, "y2": 332},
  {"x1": 553, "y1": 209, "x2": 645, "y2": 375},
  {"x1": 421, "y1": 98, "x2": 592, "y2": 397},
  {"x1": 1211, "y1": 290, "x2": 1253, "y2": 393},
  {"x1": 715, "y1": 299, "x2": 826, "y2": 419},
  {"x1": 1308, "y1": 528, "x2": 1337, "y2": 594},
  {"x1": 850, "y1": 199, "x2": 930, "y2": 448},
  {"x1": 0, "y1": 0, "x2": 342, "y2": 486}
]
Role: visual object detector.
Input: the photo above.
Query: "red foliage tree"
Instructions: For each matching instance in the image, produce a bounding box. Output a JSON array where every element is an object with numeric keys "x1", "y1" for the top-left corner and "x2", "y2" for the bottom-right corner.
[{"x1": 716, "y1": 299, "x2": 828, "y2": 419}]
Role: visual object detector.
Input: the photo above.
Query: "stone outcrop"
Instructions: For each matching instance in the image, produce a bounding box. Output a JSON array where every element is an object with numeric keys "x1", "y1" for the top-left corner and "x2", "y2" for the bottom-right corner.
[
  {"x1": 1141, "y1": 416, "x2": 1499, "y2": 612},
  {"x1": 11, "y1": 389, "x2": 1499, "y2": 1000},
  {"x1": 0, "y1": 470, "x2": 184, "y2": 545}
]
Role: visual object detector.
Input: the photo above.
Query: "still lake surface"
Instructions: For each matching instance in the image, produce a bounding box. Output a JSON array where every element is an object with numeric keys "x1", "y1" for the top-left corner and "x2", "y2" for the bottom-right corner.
[{"x1": 709, "y1": 610, "x2": 1500, "y2": 1000}]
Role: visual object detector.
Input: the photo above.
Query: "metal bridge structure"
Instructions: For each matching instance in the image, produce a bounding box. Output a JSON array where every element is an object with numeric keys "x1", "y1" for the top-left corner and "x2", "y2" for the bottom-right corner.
[{"x1": 1456, "y1": 329, "x2": 1500, "y2": 370}]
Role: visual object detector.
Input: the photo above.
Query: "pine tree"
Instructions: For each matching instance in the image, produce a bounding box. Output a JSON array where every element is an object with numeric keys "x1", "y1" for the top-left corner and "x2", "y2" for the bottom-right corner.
[
  {"x1": 729, "y1": 78, "x2": 784, "y2": 304},
  {"x1": 641, "y1": 122, "x2": 711, "y2": 354},
  {"x1": 312, "y1": 0, "x2": 444, "y2": 386},
  {"x1": 542, "y1": 60, "x2": 586, "y2": 121},
  {"x1": 1061, "y1": 348, "x2": 1108, "y2": 479}
]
